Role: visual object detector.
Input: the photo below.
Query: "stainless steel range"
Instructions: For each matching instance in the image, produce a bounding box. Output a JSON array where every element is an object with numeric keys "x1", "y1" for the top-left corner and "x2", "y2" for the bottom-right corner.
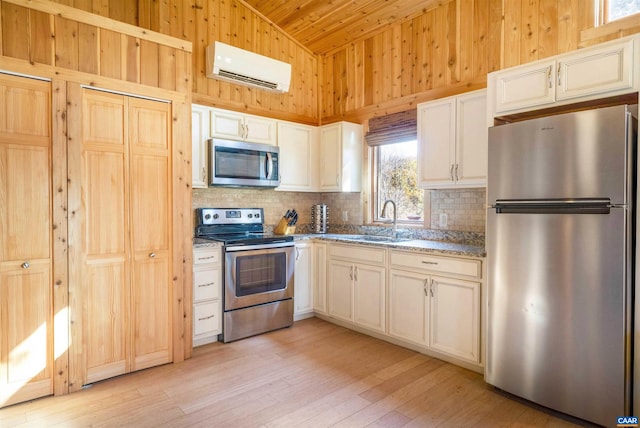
[{"x1": 195, "y1": 208, "x2": 294, "y2": 342}]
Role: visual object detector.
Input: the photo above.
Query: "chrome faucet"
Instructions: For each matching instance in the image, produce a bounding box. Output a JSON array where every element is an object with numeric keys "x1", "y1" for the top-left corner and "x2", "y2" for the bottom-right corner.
[{"x1": 381, "y1": 199, "x2": 397, "y2": 239}]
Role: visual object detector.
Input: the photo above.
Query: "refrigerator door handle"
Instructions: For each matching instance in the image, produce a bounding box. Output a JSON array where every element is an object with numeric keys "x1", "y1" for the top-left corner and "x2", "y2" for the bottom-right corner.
[{"x1": 492, "y1": 198, "x2": 612, "y2": 215}]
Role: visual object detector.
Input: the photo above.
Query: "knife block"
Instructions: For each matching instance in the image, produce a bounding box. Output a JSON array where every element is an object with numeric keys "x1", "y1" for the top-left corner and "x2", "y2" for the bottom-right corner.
[{"x1": 274, "y1": 217, "x2": 296, "y2": 235}]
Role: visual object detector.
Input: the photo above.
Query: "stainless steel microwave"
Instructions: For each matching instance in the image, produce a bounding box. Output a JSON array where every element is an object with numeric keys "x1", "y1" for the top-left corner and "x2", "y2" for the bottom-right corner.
[{"x1": 208, "y1": 138, "x2": 280, "y2": 188}]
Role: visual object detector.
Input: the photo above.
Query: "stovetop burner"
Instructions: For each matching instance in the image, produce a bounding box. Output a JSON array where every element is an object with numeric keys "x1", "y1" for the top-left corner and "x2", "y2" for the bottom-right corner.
[{"x1": 195, "y1": 207, "x2": 294, "y2": 246}]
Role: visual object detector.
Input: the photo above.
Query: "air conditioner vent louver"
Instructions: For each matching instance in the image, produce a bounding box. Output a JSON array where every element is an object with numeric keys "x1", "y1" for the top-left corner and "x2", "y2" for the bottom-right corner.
[
  {"x1": 217, "y1": 70, "x2": 279, "y2": 90},
  {"x1": 206, "y1": 41, "x2": 291, "y2": 93}
]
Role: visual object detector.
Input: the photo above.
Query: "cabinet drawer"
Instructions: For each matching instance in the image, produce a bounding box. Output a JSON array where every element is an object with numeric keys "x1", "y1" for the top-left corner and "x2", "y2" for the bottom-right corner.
[
  {"x1": 193, "y1": 248, "x2": 220, "y2": 265},
  {"x1": 193, "y1": 266, "x2": 220, "y2": 302},
  {"x1": 329, "y1": 244, "x2": 386, "y2": 264},
  {"x1": 390, "y1": 251, "x2": 480, "y2": 278},
  {"x1": 193, "y1": 301, "x2": 221, "y2": 336}
]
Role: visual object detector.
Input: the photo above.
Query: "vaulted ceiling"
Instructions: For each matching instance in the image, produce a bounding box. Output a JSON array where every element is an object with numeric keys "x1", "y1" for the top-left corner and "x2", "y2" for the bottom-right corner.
[{"x1": 243, "y1": 0, "x2": 450, "y2": 55}]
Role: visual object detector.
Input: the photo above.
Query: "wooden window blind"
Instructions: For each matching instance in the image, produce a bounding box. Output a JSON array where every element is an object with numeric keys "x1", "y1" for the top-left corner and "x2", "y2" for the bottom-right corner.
[{"x1": 365, "y1": 109, "x2": 417, "y2": 146}]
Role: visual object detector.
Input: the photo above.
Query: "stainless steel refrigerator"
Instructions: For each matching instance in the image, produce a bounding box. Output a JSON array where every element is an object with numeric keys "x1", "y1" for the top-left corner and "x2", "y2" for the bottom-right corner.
[{"x1": 486, "y1": 104, "x2": 637, "y2": 426}]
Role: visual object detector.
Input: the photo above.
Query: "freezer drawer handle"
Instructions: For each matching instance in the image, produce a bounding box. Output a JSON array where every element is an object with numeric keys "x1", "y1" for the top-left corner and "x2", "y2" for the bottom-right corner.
[{"x1": 198, "y1": 282, "x2": 215, "y2": 287}]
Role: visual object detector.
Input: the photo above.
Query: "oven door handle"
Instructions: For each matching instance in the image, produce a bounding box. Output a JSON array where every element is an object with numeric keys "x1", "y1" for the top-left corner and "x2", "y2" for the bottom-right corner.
[{"x1": 225, "y1": 241, "x2": 294, "y2": 252}]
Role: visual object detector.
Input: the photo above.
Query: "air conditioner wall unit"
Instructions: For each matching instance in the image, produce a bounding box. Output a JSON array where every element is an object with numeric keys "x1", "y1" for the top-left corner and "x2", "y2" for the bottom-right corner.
[{"x1": 206, "y1": 41, "x2": 292, "y2": 93}]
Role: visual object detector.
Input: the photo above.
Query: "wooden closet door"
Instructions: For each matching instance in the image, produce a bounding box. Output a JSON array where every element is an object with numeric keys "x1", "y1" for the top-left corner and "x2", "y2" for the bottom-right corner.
[
  {"x1": 0, "y1": 75, "x2": 53, "y2": 407},
  {"x1": 128, "y1": 98, "x2": 172, "y2": 370},
  {"x1": 80, "y1": 90, "x2": 130, "y2": 384}
]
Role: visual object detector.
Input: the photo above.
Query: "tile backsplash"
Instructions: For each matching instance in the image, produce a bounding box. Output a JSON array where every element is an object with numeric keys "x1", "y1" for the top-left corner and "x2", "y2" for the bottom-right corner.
[
  {"x1": 192, "y1": 188, "x2": 362, "y2": 229},
  {"x1": 429, "y1": 188, "x2": 486, "y2": 233},
  {"x1": 192, "y1": 187, "x2": 485, "y2": 234}
]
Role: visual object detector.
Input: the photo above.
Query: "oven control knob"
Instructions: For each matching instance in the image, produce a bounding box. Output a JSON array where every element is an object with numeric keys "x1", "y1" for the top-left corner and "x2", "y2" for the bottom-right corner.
[
  {"x1": 204, "y1": 213, "x2": 211, "y2": 220},
  {"x1": 213, "y1": 214, "x2": 219, "y2": 219},
  {"x1": 255, "y1": 213, "x2": 260, "y2": 218},
  {"x1": 248, "y1": 213, "x2": 253, "y2": 218}
]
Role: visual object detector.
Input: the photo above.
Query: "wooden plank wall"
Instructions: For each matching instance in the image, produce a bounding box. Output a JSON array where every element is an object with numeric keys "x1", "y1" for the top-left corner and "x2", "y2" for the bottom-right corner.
[
  {"x1": 320, "y1": 0, "x2": 600, "y2": 123},
  {"x1": 0, "y1": 1, "x2": 189, "y2": 92},
  {"x1": 44, "y1": 0, "x2": 319, "y2": 124},
  {"x1": 138, "y1": 0, "x2": 319, "y2": 124}
]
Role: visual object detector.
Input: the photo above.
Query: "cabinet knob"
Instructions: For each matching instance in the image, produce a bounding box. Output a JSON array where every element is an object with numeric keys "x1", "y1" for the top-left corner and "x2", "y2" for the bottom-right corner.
[
  {"x1": 21, "y1": 261, "x2": 30, "y2": 269},
  {"x1": 149, "y1": 252, "x2": 156, "y2": 258}
]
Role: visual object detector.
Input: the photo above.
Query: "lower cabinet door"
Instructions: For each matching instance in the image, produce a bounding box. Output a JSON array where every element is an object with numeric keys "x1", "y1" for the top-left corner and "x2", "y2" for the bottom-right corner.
[
  {"x1": 389, "y1": 269, "x2": 429, "y2": 345},
  {"x1": 429, "y1": 276, "x2": 480, "y2": 363},
  {"x1": 327, "y1": 260, "x2": 353, "y2": 321},
  {"x1": 294, "y1": 243, "x2": 314, "y2": 315},
  {"x1": 353, "y1": 264, "x2": 386, "y2": 332}
]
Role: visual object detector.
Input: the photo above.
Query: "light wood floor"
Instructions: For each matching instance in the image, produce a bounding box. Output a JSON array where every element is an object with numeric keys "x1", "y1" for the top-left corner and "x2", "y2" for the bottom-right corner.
[{"x1": 1, "y1": 318, "x2": 591, "y2": 427}]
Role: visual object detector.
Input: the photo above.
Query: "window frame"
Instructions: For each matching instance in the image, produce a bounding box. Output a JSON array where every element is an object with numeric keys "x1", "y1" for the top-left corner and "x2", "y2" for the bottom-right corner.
[
  {"x1": 370, "y1": 142, "x2": 425, "y2": 226},
  {"x1": 597, "y1": 0, "x2": 640, "y2": 24},
  {"x1": 583, "y1": 0, "x2": 640, "y2": 43}
]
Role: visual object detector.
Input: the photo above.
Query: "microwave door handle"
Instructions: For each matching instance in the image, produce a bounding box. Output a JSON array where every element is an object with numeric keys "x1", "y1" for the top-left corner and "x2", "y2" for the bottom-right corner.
[{"x1": 265, "y1": 152, "x2": 273, "y2": 179}]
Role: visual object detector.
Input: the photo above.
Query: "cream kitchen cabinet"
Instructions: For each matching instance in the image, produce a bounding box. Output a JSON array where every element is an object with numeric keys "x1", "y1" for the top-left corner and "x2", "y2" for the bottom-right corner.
[
  {"x1": 319, "y1": 121, "x2": 363, "y2": 192},
  {"x1": 0, "y1": 74, "x2": 54, "y2": 408},
  {"x1": 490, "y1": 35, "x2": 637, "y2": 117},
  {"x1": 191, "y1": 104, "x2": 210, "y2": 189},
  {"x1": 294, "y1": 242, "x2": 314, "y2": 319},
  {"x1": 193, "y1": 245, "x2": 222, "y2": 346},
  {"x1": 313, "y1": 242, "x2": 327, "y2": 314},
  {"x1": 417, "y1": 90, "x2": 487, "y2": 189},
  {"x1": 429, "y1": 275, "x2": 480, "y2": 362},
  {"x1": 388, "y1": 250, "x2": 481, "y2": 365},
  {"x1": 277, "y1": 121, "x2": 319, "y2": 192},
  {"x1": 210, "y1": 108, "x2": 277, "y2": 145},
  {"x1": 327, "y1": 244, "x2": 386, "y2": 333}
]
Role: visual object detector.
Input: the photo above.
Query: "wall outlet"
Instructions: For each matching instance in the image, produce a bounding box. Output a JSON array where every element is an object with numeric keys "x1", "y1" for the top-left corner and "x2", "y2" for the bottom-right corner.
[
  {"x1": 439, "y1": 213, "x2": 448, "y2": 228},
  {"x1": 342, "y1": 210, "x2": 349, "y2": 222}
]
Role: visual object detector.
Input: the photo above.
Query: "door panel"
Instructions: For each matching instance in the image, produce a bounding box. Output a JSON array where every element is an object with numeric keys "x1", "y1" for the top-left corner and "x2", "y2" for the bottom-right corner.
[
  {"x1": 0, "y1": 144, "x2": 50, "y2": 261},
  {"x1": 84, "y1": 261, "x2": 128, "y2": 384},
  {"x1": 0, "y1": 75, "x2": 50, "y2": 139},
  {"x1": 0, "y1": 262, "x2": 53, "y2": 407},
  {"x1": 130, "y1": 155, "x2": 170, "y2": 252},
  {"x1": 133, "y1": 256, "x2": 171, "y2": 370},
  {"x1": 84, "y1": 151, "x2": 126, "y2": 257}
]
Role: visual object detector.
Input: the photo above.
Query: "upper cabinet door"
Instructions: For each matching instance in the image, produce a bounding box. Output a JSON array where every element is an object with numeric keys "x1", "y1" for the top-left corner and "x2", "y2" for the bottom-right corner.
[
  {"x1": 557, "y1": 38, "x2": 634, "y2": 101},
  {"x1": 210, "y1": 108, "x2": 277, "y2": 145},
  {"x1": 455, "y1": 91, "x2": 488, "y2": 187},
  {"x1": 210, "y1": 109, "x2": 245, "y2": 140},
  {"x1": 191, "y1": 105, "x2": 209, "y2": 189},
  {"x1": 417, "y1": 98, "x2": 455, "y2": 188},
  {"x1": 319, "y1": 122, "x2": 363, "y2": 192},
  {"x1": 243, "y1": 114, "x2": 277, "y2": 145},
  {"x1": 277, "y1": 121, "x2": 319, "y2": 192},
  {"x1": 319, "y1": 124, "x2": 342, "y2": 191},
  {"x1": 493, "y1": 60, "x2": 556, "y2": 114}
]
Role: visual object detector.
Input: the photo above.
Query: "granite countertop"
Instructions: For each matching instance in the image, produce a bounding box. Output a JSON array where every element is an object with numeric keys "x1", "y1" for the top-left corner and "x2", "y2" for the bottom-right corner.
[
  {"x1": 294, "y1": 233, "x2": 485, "y2": 258},
  {"x1": 193, "y1": 233, "x2": 485, "y2": 258}
]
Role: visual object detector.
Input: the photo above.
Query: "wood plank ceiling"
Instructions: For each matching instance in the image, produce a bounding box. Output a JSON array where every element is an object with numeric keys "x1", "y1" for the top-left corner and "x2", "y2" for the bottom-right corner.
[{"x1": 243, "y1": 0, "x2": 451, "y2": 55}]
